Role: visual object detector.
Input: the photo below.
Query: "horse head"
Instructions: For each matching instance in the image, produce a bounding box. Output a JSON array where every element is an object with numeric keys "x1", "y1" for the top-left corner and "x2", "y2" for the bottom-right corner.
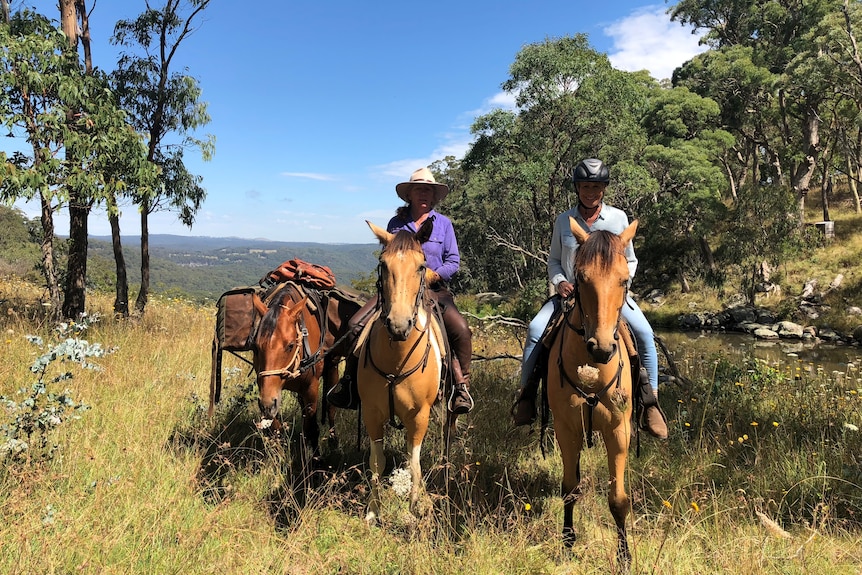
[
  {"x1": 368, "y1": 218, "x2": 432, "y2": 341},
  {"x1": 568, "y1": 217, "x2": 638, "y2": 364},
  {"x1": 252, "y1": 289, "x2": 309, "y2": 421}
]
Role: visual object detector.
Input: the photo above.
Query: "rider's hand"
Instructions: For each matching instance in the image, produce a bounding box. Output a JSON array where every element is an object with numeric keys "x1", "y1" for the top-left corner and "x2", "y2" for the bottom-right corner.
[
  {"x1": 556, "y1": 281, "x2": 574, "y2": 298},
  {"x1": 425, "y1": 268, "x2": 442, "y2": 286}
]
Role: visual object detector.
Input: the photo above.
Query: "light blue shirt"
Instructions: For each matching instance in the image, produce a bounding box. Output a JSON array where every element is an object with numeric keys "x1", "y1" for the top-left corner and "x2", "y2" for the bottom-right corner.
[{"x1": 547, "y1": 203, "x2": 638, "y2": 288}]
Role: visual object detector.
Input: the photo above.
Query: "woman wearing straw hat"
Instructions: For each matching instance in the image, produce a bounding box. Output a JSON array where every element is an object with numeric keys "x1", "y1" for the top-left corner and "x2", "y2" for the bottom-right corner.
[{"x1": 328, "y1": 167, "x2": 475, "y2": 414}]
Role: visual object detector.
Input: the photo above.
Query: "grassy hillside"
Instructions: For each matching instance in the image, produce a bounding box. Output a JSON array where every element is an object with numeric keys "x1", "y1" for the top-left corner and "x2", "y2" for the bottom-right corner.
[{"x1": 0, "y1": 279, "x2": 860, "y2": 574}]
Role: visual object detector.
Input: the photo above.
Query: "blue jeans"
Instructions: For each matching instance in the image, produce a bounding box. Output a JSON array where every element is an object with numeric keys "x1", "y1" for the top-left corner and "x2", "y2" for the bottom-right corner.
[{"x1": 520, "y1": 295, "x2": 658, "y2": 392}]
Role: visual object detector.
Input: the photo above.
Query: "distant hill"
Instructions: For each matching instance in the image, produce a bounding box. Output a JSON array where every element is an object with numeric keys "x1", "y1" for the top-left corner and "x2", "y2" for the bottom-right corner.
[{"x1": 85, "y1": 234, "x2": 380, "y2": 302}]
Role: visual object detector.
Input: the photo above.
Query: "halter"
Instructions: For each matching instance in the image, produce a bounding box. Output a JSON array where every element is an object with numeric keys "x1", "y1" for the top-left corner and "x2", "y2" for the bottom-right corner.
[
  {"x1": 256, "y1": 308, "x2": 305, "y2": 380},
  {"x1": 256, "y1": 287, "x2": 327, "y2": 380}
]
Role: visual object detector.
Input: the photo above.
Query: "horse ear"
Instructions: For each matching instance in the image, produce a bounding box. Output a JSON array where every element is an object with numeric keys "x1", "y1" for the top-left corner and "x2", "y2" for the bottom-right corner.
[
  {"x1": 620, "y1": 219, "x2": 638, "y2": 246},
  {"x1": 288, "y1": 295, "x2": 308, "y2": 318},
  {"x1": 568, "y1": 216, "x2": 590, "y2": 244},
  {"x1": 252, "y1": 293, "x2": 268, "y2": 317},
  {"x1": 415, "y1": 216, "x2": 434, "y2": 243},
  {"x1": 367, "y1": 220, "x2": 394, "y2": 246}
]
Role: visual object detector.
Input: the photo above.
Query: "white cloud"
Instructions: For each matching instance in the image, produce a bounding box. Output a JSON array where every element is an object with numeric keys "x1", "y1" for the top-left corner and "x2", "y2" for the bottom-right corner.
[
  {"x1": 604, "y1": 6, "x2": 707, "y2": 81},
  {"x1": 279, "y1": 172, "x2": 337, "y2": 181}
]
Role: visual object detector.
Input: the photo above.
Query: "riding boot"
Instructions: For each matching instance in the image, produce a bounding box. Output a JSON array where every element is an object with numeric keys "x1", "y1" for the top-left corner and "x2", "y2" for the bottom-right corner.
[
  {"x1": 511, "y1": 376, "x2": 539, "y2": 427},
  {"x1": 448, "y1": 358, "x2": 474, "y2": 414},
  {"x1": 327, "y1": 354, "x2": 360, "y2": 410},
  {"x1": 637, "y1": 366, "x2": 668, "y2": 440}
]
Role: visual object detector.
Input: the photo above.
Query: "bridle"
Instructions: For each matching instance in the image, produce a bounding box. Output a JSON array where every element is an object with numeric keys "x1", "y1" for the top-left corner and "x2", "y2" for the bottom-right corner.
[
  {"x1": 555, "y1": 259, "x2": 627, "y2": 448},
  {"x1": 374, "y1": 253, "x2": 427, "y2": 330},
  {"x1": 256, "y1": 288, "x2": 328, "y2": 382},
  {"x1": 256, "y1": 304, "x2": 305, "y2": 380},
  {"x1": 366, "y1": 250, "x2": 434, "y2": 429}
]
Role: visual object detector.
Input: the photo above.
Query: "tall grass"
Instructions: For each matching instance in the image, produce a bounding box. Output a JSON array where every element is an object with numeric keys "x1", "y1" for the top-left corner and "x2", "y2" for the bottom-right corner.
[{"x1": 0, "y1": 279, "x2": 860, "y2": 574}]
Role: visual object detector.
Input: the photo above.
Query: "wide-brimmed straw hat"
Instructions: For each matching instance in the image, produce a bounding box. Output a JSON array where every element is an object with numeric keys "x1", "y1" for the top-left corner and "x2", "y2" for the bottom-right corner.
[{"x1": 395, "y1": 167, "x2": 450, "y2": 205}]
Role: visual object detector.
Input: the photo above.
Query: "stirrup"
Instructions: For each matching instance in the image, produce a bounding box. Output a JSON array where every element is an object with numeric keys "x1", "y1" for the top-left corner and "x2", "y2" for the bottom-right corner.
[
  {"x1": 327, "y1": 376, "x2": 359, "y2": 410},
  {"x1": 448, "y1": 383, "x2": 474, "y2": 414}
]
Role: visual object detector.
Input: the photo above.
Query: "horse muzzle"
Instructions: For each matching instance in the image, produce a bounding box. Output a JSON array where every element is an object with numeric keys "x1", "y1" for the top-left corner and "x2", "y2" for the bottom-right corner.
[
  {"x1": 383, "y1": 316, "x2": 413, "y2": 341},
  {"x1": 586, "y1": 338, "x2": 617, "y2": 364}
]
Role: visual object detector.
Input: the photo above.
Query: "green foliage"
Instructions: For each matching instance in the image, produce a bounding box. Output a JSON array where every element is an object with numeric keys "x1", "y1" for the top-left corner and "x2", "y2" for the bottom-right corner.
[
  {"x1": 0, "y1": 315, "x2": 107, "y2": 464},
  {"x1": 717, "y1": 183, "x2": 804, "y2": 304}
]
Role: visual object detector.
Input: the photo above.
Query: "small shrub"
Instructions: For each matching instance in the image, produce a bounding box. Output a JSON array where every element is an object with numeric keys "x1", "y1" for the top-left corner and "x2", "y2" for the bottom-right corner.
[{"x1": 0, "y1": 314, "x2": 110, "y2": 464}]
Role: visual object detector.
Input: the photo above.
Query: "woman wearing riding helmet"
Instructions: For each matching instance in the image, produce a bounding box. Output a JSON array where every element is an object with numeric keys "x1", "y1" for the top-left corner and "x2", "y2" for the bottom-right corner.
[{"x1": 511, "y1": 158, "x2": 668, "y2": 439}]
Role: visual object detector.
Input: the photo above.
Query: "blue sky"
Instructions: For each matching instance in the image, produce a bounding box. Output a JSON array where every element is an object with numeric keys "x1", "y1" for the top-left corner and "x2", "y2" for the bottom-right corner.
[{"x1": 10, "y1": 0, "x2": 707, "y2": 244}]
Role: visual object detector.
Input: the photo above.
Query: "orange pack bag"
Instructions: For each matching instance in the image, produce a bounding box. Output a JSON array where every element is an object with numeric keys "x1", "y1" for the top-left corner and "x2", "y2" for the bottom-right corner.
[{"x1": 262, "y1": 258, "x2": 336, "y2": 290}]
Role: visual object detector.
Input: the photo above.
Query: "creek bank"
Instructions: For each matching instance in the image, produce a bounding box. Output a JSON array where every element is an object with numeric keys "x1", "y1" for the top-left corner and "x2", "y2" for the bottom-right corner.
[{"x1": 639, "y1": 290, "x2": 862, "y2": 347}]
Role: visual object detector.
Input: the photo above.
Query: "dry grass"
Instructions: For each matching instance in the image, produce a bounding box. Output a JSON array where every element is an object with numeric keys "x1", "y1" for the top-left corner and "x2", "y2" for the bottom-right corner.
[{"x1": 0, "y1": 277, "x2": 861, "y2": 574}]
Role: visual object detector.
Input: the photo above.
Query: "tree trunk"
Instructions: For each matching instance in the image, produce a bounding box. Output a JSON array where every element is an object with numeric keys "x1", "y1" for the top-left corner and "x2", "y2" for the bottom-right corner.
[
  {"x1": 698, "y1": 235, "x2": 716, "y2": 274},
  {"x1": 39, "y1": 195, "x2": 61, "y2": 320},
  {"x1": 135, "y1": 202, "x2": 150, "y2": 313},
  {"x1": 62, "y1": 201, "x2": 89, "y2": 319},
  {"x1": 791, "y1": 106, "x2": 820, "y2": 228},
  {"x1": 849, "y1": 152, "x2": 862, "y2": 214},
  {"x1": 59, "y1": 0, "x2": 88, "y2": 320},
  {"x1": 108, "y1": 193, "x2": 129, "y2": 317}
]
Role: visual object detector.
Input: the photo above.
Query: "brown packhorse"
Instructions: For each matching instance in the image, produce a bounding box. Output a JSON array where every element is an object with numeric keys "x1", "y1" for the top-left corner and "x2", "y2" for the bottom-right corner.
[
  {"x1": 546, "y1": 217, "x2": 637, "y2": 569},
  {"x1": 358, "y1": 219, "x2": 451, "y2": 523},
  {"x1": 252, "y1": 283, "x2": 359, "y2": 457}
]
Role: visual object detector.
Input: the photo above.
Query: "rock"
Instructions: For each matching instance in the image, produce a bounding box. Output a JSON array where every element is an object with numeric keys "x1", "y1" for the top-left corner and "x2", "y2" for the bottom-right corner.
[
  {"x1": 775, "y1": 321, "x2": 804, "y2": 339},
  {"x1": 853, "y1": 325, "x2": 862, "y2": 343},
  {"x1": 847, "y1": 306, "x2": 862, "y2": 317},
  {"x1": 754, "y1": 327, "x2": 779, "y2": 340},
  {"x1": 475, "y1": 292, "x2": 505, "y2": 306},
  {"x1": 728, "y1": 305, "x2": 757, "y2": 324}
]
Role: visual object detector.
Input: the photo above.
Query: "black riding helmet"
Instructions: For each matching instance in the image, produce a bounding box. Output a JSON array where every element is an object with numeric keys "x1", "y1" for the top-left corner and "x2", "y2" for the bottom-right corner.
[{"x1": 572, "y1": 158, "x2": 610, "y2": 184}]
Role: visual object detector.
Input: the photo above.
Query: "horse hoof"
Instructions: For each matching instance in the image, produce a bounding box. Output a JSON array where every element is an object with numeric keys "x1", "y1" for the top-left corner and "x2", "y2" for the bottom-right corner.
[{"x1": 364, "y1": 511, "x2": 379, "y2": 526}]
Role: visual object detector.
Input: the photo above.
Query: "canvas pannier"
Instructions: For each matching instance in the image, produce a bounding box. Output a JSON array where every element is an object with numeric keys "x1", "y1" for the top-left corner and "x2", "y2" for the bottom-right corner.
[{"x1": 215, "y1": 287, "x2": 261, "y2": 351}]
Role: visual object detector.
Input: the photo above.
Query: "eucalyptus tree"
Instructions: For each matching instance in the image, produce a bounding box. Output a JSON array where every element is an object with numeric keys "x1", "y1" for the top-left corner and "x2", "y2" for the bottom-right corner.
[
  {"x1": 637, "y1": 86, "x2": 734, "y2": 290},
  {"x1": 0, "y1": 8, "x2": 153, "y2": 319},
  {"x1": 671, "y1": 0, "x2": 838, "y2": 225},
  {"x1": 458, "y1": 35, "x2": 649, "y2": 297},
  {"x1": 799, "y1": 0, "x2": 862, "y2": 214},
  {"x1": 110, "y1": 0, "x2": 213, "y2": 315}
]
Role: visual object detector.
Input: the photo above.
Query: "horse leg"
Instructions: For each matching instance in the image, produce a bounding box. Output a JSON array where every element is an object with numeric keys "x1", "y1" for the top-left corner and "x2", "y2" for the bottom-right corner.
[
  {"x1": 321, "y1": 357, "x2": 339, "y2": 447},
  {"x1": 298, "y1": 383, "x2": 321, "y2": 466},
  {"x1": 362, "y1": 404, "x2": 386, "y2": 524},
  {"x1": 605, "y1": 425, "x2": 632, "y2": 569},
  {"x1": 405, "y1": 406, "x2": 431, "y2": 517},
  {"x1": 557, "y1": 424, "x2": 584, "y2": 548}
]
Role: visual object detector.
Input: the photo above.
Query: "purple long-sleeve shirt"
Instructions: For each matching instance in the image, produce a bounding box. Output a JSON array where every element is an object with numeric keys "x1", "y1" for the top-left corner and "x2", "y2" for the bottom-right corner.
[{"x1": 387, "y1": 210, "x2": 461, "y2": 282}]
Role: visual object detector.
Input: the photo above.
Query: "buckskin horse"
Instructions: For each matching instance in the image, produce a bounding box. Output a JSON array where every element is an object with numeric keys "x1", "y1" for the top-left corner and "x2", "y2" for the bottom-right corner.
[
  {"x1": 358, "y1": 219, "x2": 451, "y2": 523},
  {"x1": 546, "y1": 217, "x2": 638, "y2": 569},
  {"x1": 251, "y1": 282, "x2": 359, "y2": 458}
]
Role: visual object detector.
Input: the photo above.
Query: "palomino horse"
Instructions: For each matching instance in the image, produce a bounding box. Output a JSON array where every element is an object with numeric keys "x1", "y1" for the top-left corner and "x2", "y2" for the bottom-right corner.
[
  {"x1": 546, "y1": 217, "x2": 638, "y2": 568},
  {"x1": 252, "y1": 283, "x2": 358, "y2": 457},
  {"x1": 358, "y1": 219, "x2": 447, "y2": 523}
]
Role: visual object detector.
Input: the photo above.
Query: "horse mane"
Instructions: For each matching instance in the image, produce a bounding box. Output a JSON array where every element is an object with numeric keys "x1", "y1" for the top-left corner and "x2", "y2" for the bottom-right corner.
[
  {"x1": 384, "y1": 229, "x2": 422, "y2": 254},
  {"x1": 574, "y1": 230, "x2": 623, "y2": 273},
  {"x1": 257, "y1": 286, "x2": 293, "y2": 339}
]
